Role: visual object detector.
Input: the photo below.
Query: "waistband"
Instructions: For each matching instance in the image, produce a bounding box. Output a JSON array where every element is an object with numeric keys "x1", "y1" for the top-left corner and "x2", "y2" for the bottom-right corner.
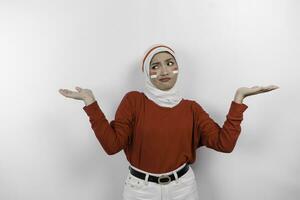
[{"x1": 128, "y1": 162, "x2": 188, "y2": 176}]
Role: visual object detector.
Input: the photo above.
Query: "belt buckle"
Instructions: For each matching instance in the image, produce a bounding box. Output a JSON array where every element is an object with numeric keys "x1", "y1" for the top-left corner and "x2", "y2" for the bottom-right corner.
[{"x1": 158, "y1": 174, "x2": 171, "y2": 185}]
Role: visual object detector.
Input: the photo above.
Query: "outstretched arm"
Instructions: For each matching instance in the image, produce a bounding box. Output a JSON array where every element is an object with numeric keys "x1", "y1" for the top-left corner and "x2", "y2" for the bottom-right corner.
[
  {"x1": 195, "y1": 84, "x2": 279, "y2": 153},
  {"x1": 194, "y1": 100, "x2": 248, "y2": 153},
  {"x1": 83, "y1": 92, "x2": 136, "y2": 155}
]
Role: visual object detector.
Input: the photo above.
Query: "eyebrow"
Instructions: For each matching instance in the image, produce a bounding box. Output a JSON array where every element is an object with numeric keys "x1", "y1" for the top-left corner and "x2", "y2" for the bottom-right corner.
[{"x1": 151, "y1": 58, "x2": 174, "y2": 66}]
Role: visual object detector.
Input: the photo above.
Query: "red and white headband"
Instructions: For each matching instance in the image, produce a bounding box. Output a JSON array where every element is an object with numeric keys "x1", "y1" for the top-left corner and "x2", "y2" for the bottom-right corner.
[{"x1": 141, "y1": 44, "x2": 176, "y2": 73}]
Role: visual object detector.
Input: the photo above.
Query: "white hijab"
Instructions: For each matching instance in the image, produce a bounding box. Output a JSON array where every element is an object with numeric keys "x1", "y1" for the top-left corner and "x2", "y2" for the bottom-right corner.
[{"x1": 141, "y1": 44, "x2": 183, "y2": 108}]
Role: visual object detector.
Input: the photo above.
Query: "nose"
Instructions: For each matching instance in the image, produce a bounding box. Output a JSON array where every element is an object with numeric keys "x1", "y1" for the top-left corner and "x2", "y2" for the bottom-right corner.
[{"x1": 161, "y1": 64, "x2": 169, "y2": 75}]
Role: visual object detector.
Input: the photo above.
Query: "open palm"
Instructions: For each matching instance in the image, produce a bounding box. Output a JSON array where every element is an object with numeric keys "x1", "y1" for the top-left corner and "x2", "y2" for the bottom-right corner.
[
  {"x1": 58, "y1": 86, "x2": 95, "y2": 101},
  {"x1": 237, "y1": 85, "x2": 279, "y2": 98}
]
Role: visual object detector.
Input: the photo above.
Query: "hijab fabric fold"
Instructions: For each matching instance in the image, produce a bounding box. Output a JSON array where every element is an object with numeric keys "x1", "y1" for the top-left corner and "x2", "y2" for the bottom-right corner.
[{"x1": 141, "y1": 44, "x2": 183, "y2": 108}]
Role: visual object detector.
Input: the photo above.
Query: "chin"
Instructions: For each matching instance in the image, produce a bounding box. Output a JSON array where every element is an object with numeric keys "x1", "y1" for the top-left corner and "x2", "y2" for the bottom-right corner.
[{"x1": 161, "y1": 86, "x2": 173, "y2": 91}]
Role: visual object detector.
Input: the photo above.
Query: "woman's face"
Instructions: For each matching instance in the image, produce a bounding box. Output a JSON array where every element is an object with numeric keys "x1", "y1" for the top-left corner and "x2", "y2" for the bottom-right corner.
[{"x1": 149, "y1": 51, "x2": 178, "y2": 91}]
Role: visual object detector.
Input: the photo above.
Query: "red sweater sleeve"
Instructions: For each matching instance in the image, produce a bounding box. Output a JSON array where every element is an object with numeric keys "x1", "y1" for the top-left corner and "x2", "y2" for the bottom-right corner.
[
  {"x1": 82, "y1": 92, "x2": 135, "y2": 155},
  {"x1": 193, "y1": 100, "x2": 248, "y2": 153}
]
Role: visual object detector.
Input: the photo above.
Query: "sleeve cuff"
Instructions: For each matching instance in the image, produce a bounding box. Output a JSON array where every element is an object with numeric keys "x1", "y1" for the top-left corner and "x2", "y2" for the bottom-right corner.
[
  {"x1": 82, "y1": 101, "x2": 105, "y2": 119},
  {"x1": 83, "y1": 100, "x2": 98, "y2": 112},
  {"x1": 228, "y1": 101, "x2": 248, "y2": 117}
]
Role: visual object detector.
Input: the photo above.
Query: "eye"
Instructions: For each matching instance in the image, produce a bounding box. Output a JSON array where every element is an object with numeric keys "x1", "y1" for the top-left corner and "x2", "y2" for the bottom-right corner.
[
  {"x1": 151, "y1": 65, "x2": 158, "y2": 70},
  {"x1": 167, "y1": 61, "x2": 174, "y2": 66}
]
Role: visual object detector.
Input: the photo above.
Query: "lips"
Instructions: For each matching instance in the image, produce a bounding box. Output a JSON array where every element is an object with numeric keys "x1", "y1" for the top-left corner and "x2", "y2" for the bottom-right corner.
[{"x1": 159, "y1": 78, "x2": 171, "y2": 82}]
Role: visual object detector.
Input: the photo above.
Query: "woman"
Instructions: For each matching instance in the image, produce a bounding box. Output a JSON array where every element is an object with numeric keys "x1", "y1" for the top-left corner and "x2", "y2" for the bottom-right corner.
[{"x1": 59, "y1": 44, "x2": 279, "y2": 200}]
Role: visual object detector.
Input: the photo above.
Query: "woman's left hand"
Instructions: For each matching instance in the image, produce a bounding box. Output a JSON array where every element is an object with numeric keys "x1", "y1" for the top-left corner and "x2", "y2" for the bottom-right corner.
[
  {"x1": 238, "y1": 85, "x2": 279, "y2": 97},
  {"x1": 234, "y1": 85, "x2": 280, "y2": 103}
]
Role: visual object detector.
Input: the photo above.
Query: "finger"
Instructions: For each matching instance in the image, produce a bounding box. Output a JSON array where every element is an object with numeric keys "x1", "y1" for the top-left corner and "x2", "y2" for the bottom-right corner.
[
  {"x1": 270, "y1": 85, "x2": 280, "y2": 89},
  {"x1": 264, "y1": 85, "x2": 277, "y2": 90},
  {"x1": 59, "y1": 89, "x2": 68, "y2": 96},
  {"x1": 266, "y1": 85, "x2": 279, "y2": 89},
  {"x1": 261, "y1": 86, "x2": 278, "y2": 92},
  {"x1": 75, "y1": 86, "x2": 82, "y2": 91},
  {"x1": 251, "y1": 86, "x2": 262, "y2": 91},
  {"x1": 59, "y1": 89, "x2": 69, "y2": 96},
  {"x1": 59, "y1": 89, "x2": 75, "y2": 97}
]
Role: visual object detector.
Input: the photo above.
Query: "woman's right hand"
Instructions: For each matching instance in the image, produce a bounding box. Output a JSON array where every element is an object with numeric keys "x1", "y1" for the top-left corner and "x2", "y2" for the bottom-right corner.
[{"x1": 58, "y1": 86, "x2": 96, "y2": 106}]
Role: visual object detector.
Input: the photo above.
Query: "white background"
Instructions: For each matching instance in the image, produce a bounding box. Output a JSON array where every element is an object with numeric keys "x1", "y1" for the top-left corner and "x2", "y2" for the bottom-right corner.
[{"x1": 0, "y1": 0, "x2": 299, "y2": 199}]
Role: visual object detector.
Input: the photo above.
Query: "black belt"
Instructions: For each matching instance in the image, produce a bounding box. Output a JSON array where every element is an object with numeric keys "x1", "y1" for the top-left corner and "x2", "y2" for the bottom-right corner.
[{"x1": 128, "y1": 163, "x2": 189, "y2": 185}]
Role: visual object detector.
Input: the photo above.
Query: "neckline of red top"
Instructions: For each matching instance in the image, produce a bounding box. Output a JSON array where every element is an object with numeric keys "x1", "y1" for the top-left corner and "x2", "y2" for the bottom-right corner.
[{"x1": 141, "y1": 92, "x2": 185, "y2": 110}]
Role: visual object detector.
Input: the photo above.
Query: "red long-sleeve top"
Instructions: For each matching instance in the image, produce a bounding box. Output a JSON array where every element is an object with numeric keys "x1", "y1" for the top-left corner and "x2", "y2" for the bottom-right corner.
[{"x1": 83, "y1": 91, "x2": 248, "y2": 173}]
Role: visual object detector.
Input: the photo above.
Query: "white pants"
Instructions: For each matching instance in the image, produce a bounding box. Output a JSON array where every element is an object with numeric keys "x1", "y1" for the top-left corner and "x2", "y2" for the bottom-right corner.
[{"x1": 122, "y1": 163, "x2": 200, "y2": 200}]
